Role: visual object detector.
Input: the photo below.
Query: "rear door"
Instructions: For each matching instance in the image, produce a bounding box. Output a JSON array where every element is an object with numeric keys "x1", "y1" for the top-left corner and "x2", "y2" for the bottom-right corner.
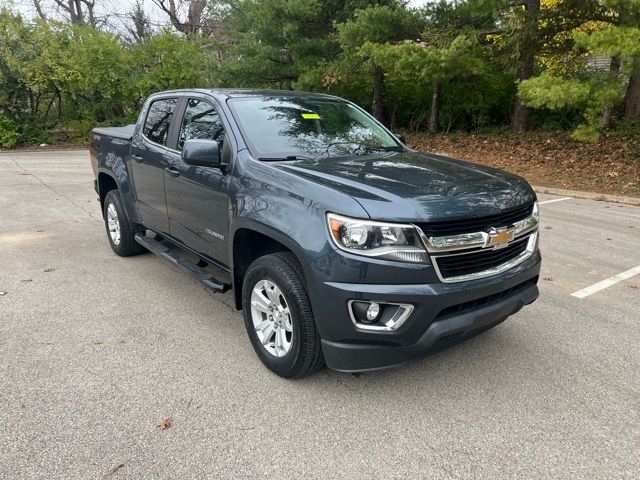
[
  {"x1": 163, "y1": 96, "x2": 232, "y2": 265},
  {"x1": 130, "y1": 97, "x2": 178, "y2": 233}
]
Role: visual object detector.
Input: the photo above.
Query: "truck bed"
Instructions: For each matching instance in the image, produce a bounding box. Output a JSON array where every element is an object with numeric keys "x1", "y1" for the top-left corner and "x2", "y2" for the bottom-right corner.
[{"x1": 92, "y1": 124, "x2": 136, "y2": 141}]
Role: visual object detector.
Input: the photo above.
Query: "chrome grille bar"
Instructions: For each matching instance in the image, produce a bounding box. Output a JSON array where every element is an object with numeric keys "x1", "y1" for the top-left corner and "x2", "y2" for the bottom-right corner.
[
  {"x1": 413, "y1": 202, "x2": 540, "y2": 283},
  {"x1": 417, "y1": 212, "x2": 539, "y2": 253}
]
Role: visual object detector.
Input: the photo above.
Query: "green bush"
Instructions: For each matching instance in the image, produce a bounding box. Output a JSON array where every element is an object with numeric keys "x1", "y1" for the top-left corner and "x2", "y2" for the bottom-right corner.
[{"x1": 0, "y1": 113, "x2": 19, "y2": 148}]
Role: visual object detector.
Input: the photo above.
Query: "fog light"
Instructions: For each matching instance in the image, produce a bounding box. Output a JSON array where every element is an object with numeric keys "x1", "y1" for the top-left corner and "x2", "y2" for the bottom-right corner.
[
  {"x1": 348, "y1": 300, "x2": 414, "y2": 331},
  {"x1": 366, "y1": 302, "x2": 380, "y2": 321}
]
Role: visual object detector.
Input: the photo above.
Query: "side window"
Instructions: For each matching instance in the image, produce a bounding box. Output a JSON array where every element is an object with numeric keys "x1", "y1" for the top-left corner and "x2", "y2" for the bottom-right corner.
[
  {"x1": 143, "y1": 98, "x2": 177, "y2": 146},
  {"x1": 177, "y1": 98, "x2": 226, "y2": 150}
]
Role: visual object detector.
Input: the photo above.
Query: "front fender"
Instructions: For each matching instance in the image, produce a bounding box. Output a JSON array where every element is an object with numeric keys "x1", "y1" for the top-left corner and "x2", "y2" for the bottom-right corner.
[
  {"x1": 229, "y1": 155, "x2": 369, "y2": 267},
  {"x1": 230, "y1": 217, "x2": 324, "y2": 269}
]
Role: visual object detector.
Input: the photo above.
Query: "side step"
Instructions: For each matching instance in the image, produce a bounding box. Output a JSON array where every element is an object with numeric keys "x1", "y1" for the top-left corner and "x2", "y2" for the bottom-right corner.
[{"x1": 134, "y1": 233, "x2": 230, "y2": 293}]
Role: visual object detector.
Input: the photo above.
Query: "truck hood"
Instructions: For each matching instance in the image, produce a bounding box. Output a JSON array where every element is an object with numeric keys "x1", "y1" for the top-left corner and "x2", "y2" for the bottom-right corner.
[{"x1": 274, "y1": 151, "x2": 536, "y2": 222}]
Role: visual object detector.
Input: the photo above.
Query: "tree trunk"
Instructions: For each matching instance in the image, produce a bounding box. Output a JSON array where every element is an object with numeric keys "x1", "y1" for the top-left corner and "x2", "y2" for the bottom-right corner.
[
  {"x1": 73, "y1": 0, "x2": 84, "y2": 25},
  {"x1": 511, "y1": 56, "x2": 533, "y2": 132},
  {"x1": 371, "y1": 64, "x2": 387, "y2": 125},
  {"x1": 429, "y1": 80, "x2": 441, "y2": 133},
  {"x1": 511, "y1": 0, "x2": 540, "y2": 132},
  {"x1": 601, "y1": 56, "x2": 621, "y2": 129},
  {"x1": 623, "y1": 65, "x2": 640, "y2": 120}
]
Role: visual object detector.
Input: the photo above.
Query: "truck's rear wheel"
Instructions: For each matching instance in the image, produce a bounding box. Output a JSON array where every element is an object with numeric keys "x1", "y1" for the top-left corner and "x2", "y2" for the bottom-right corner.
[
  {"x1": 103, "y1": 190, "x2": 146, "y2": 257},
  {"x1": 242, "y1": 252, "x2": 324, "y2": 378}
]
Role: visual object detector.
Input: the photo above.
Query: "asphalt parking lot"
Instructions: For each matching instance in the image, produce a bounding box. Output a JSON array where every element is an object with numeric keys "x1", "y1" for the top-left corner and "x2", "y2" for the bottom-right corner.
[{"x1": 1, "y1": 149, "x2": 639, "y2": 479}]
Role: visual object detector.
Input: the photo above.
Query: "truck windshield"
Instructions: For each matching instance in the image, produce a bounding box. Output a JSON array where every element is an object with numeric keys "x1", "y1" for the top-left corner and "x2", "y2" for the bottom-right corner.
[{"x1": 227, "y1": 96, "x2": 403, "y2": 160}]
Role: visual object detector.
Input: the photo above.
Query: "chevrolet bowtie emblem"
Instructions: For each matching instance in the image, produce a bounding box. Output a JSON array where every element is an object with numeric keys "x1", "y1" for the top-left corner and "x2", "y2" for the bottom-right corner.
[{"x1": 485, "y1": 227, "x2": 514, "y2": 248}]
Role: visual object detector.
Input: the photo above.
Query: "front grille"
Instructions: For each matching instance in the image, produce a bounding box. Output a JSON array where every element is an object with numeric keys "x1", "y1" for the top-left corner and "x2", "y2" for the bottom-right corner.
[
  {"x1": 417, "y1": 203, "x2": 534, "y2": 237},
  {"x1": 434, "y1": 236, "x2": 529, "y2": 279},
  {"x1": 435, "y1": 277, "x2": 538, "y2": 320}
]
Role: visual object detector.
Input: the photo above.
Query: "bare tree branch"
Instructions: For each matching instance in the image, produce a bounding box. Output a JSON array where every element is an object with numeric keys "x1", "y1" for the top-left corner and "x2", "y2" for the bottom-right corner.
[
  {"x1": 152, "y1": 0, "x2": 227, "y2": 37},
  {"x1": 32, "y1": 0, "x2": 48, "y2": 20}
]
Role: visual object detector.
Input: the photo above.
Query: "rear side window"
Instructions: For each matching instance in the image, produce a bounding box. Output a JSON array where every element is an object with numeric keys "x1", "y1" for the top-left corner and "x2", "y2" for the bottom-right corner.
[
  {"x1": 143, "y1": 98, "x2": 177, "y2": 146},
  {"x1": 177, "y1": 98, "x2": 226, "y2": 150}
]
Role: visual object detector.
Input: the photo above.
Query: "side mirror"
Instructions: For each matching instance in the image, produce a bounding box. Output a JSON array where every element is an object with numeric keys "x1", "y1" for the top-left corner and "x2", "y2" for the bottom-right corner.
[
  {"x1": 182, "y1": 139, "x2": 221, "y2": 167},
  {"x1": 394, "y1": 133, "x2": 406, "y2": 144}
]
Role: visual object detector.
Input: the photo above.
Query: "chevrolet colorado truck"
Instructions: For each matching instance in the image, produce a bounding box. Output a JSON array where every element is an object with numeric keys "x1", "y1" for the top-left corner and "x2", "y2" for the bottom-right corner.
[{"x1": 90, "y1": 89, "x2": 541, "y2": 378}]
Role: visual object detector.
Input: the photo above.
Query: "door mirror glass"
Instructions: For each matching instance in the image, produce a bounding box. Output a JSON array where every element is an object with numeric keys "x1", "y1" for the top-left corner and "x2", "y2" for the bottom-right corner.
[{"x1": 181, "y1": 139, "x2": 221, "y2": 167}]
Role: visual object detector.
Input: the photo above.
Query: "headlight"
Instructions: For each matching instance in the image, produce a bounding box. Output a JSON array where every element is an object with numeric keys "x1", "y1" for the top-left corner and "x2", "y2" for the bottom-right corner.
[{"x1": 327, "y1": 213, "x2": 429, "y2": 263}]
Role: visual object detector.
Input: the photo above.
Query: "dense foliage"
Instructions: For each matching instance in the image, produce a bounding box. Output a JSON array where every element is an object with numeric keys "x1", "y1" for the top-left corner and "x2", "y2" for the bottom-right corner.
[{"x1": 0, "y1": 0, "x2": 639, "y2": 147}]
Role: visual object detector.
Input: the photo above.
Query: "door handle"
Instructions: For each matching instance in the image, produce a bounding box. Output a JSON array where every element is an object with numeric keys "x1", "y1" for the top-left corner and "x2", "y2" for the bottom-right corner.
[
  {"x1": 165, "y1": 166, "x2": 180, "y2": 178},
  {"x1": 132, "y1": 154, "x2": 143, "y2": 163}
]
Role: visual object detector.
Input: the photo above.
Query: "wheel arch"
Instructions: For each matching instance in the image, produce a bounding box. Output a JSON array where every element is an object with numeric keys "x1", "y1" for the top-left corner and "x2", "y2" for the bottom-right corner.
[
  {"x1": 97, "y1": 171, "x2": 118, "y2": 213},
  {"x1": 231, "y1": 223, "x2": 307, "y2": 310},
  {"x1": 96, "y1": 166, "x2": 140, "y2": 225}
]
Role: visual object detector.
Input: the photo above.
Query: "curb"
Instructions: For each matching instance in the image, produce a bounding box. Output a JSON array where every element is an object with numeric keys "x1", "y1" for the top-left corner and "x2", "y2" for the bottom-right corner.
[{"x1": 533, "y1": 186, "x2": 640, "y2": 207}]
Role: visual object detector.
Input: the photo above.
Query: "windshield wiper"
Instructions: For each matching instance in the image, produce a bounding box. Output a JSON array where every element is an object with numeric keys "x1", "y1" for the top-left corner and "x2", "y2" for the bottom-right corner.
[
  {"x1": 257, "y1": 155, "x2": 311, "y2": 161},
  {"x1": 312, "y1": 143, "x2": 403, "y2": 160},
  {"x1": 362, "y1": 146, "x2": 404, "y2": 153}
]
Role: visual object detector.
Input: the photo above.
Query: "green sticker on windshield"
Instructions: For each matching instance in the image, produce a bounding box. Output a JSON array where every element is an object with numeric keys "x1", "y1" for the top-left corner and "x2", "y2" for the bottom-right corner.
[{"x1": 301, "y1": 113, "x2": 320, "y2": 120}]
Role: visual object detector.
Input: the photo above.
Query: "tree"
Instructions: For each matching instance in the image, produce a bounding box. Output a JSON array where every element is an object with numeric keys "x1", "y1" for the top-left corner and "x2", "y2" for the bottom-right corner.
[
  {"x1": 153, "y1": 0, "x2": 225, "y2": 36},
  {"x1": 219, "y1": 0, "x2": 398, "y2": 90},
  {"x1": 362, "y1": 35, "x2": 485, "y2": 132},
  {"x1": 625, "y1": 66, "x2": 640, "y2": 118},
  {"x1": 336, "y1": 5, "x2": 422, "y2": 123},
  {"x1": 33, "y1": 0, "x2": 98, "y2": 27},
  {"x1": 129, "y1": 32, "x2": 219, "y2": 104},
  {"x1": 510, "y1": 0, "x2": 540, "y2": 131},
  {"x1": 583, "y1": 21, "x2": 640, "y2": 121},
  {"x1": 124, "y1": 0, "x2": 153, "y2": 44},
  {"x1": 478, "y1": 0, "x2": 606, "y2": 131},
  {"x1": 519, "y1": 0, "x2": 640, "y2": 139}
]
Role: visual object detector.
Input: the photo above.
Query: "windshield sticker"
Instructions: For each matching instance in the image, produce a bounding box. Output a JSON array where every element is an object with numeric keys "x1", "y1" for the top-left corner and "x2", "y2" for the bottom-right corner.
[{"x1": 301, "y1": 113, "x2": 321, "y2": 120}]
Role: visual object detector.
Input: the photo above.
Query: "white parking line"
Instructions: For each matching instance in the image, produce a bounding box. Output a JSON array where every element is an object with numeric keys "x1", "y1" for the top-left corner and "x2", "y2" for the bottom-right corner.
[
  {"x1": 571, "y1": 266, "x2": 640, "y2": 298},
  {"x1": 539, "y1": 197, "x2": 571, "y2": 205}
]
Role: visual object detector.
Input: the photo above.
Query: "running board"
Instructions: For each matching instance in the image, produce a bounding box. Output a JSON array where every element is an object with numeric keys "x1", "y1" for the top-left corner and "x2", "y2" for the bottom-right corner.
[{"x1": 134, "y1": 233, "x2": 230, "y2": 293}]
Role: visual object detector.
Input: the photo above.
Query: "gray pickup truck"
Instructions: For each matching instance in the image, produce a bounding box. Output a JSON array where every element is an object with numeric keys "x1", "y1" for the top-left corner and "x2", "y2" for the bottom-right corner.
[{"x1": 90, "y1": 89, "x2": 541, "y2": 377}]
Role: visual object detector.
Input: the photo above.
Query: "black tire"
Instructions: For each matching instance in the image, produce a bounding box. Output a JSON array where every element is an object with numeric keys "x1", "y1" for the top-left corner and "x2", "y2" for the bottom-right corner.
[
  {"x1": 242, "y1": 252, "x2": 324, "y2": 378},
  {"x1": 103, "y1": 189, "x2": 146, "y2": 257}
]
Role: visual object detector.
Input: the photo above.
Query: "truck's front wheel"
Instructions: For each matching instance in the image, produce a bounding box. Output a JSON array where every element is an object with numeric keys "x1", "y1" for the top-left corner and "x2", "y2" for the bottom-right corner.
[
  {"x1": 242, "y1": 252, "x2": 324, "y2": 378},
  {"x1": 103, "y1": 190, "x2": 145, "y2": 257}
]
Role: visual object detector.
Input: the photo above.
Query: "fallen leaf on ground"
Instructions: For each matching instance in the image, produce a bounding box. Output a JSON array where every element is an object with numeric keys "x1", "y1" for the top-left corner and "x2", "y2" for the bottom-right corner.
[
  {"x1": 629, "y1": 284, "x2": 638, "y2": 290},
  {"x1": 104, "y1": 463, "x2": 124, "y2": 478},
  {"x1": 544, "y1": 225, "x2": 552, "y2": 229},
  {"x1": 20, "y1": 279, "x2": 33, "y2": 283},
  {"x1": 44, "y1": 268, "x2": 56, "y2": 272},
  {"x1": 94, "y1": 341, "x2": 103, "y2": 345},
  {"x1": 0, "y1": 291, "x2": 6, "y2": 296},
  {"x1": 543, "y1": 277, "x2": 553, "y2": 281},
  {"x1": 157, "y1": 417, "x2": 172, "y2": 430}
]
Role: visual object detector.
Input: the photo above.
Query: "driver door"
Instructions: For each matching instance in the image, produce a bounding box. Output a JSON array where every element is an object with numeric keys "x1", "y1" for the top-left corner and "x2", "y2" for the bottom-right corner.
[{"x1": 163, "y1": 97, "x2": 231, "y2": 265}]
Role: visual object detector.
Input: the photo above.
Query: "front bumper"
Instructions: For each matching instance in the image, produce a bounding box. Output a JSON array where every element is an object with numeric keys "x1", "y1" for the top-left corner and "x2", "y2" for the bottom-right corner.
[
  {"x1": 322, "y1": 279, "x2": 537, "y2": 371},
  {"x1": 305, "y1": 249, "x2": 541, "y2": 372}
]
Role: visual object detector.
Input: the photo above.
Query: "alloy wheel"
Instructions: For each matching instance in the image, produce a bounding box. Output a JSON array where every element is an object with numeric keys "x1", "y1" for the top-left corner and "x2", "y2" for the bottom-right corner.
[
  {"x1": 250, "y1": 279, "x2": 293, "y2": 357},
  {"x1": 106, "y1": 203, "x2": 121, "y2": 245}
]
